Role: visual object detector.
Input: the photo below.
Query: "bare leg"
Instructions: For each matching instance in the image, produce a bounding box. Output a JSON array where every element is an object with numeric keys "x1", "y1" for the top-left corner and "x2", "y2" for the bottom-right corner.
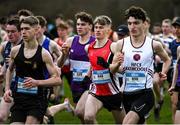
[
  {"x1": 10, "y1": 122, "x2": 24, "y2": 125},
  {"x1": 0, "y1": 97, "x2": 14, "y2": 123},
  {"x1": 153, "y1": 73, "x2": 162, "y2": 121},
  {"x1": 25, "y1": 115, "x2": 40, "y2": 124},
  {"x1": 84, "y1": 94, "x2": 103, "y2": 124},
  {"x1": 153, "y1": 73, "x2": 161, "y2": 102},
  {"x1": 111, "y1": 108, "x2": 126, "y2": 124},
  {"x1": 48, "y1": 98, "x2": 74, "y2": 116},
  {"x1": 171, "y1": 92, "x2": 178, "y2": 123},
  {"x1": 75, "y1": 91, "x2": 88, "y2": 123},
  {"x1": 174, "y1": 110, "x2": 180, "y2": 124},
  {"x1": 122, "y1": 111, "x2": 140, "y2": 124}
]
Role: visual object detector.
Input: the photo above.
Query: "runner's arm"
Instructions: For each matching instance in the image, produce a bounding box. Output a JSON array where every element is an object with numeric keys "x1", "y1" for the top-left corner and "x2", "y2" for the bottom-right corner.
[{"x1": 57, "y1": 37, "x2": 73, "y2": 67}]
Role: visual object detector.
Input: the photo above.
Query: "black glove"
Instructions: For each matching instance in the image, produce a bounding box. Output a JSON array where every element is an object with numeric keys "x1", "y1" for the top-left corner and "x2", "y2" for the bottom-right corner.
[
  {"x1": 82, "y1": 76, "x2": 91, "y2": 84},
  {"x1": 97, "y1": 56, "x2": 109, "y2": 68}
]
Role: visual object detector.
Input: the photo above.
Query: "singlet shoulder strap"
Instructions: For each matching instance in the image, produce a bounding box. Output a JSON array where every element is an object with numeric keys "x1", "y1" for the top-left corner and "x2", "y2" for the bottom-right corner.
[
  {"x1": 72, "y1": 35, "x2": 79, "y2": 44},
  {"x1": 42, "y1": 37, "x2": 50, "y2": 52},
  {"x1": 3, "y1": 41, "x2": 11, "y2": 58}
]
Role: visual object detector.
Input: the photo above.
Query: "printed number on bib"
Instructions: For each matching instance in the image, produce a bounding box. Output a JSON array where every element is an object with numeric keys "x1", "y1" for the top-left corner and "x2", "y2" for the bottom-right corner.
[
  {"x1": 126, "y1": 72, "x2": 146, "y2": 84},
  {"x1": 73, "y1": 68, "x2": 88, "y2": 82},
  {"x1": 17, "y1": 77, "x2": 38, "y2": 94},
  {"x1": 92, "y1": 69, "x2": 111, "y2": 84}
]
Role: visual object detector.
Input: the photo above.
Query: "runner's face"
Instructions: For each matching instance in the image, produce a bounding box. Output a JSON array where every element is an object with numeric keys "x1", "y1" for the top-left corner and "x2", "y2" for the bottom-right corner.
[
  {"x1": 76, "y1": 19, "x2": 91, "y2": 36},
  {"x1": 152, "y1": 26, "x2": 162, "y2": 35},
  {"x1": 57, "y1": 27, "x2": 68, "y2": 38},
  {"x1": 162, "y1": 22, "x2": 172, "y2": 35},
  {"x1": 174, "y1": 25, "x2": 180, "y2": 38},
  {"x1": 94, "y1": 23, "x2": 109, "y2": 40},
  {"x1": 20, "y1": 23, "x2": 37, "y2": 42},
  {"x1": 6, "y1": 24, "x2": 21, "y2": 43},
  {"x1": 127, "y1": 17, "x2": 145, "y2": 37}
]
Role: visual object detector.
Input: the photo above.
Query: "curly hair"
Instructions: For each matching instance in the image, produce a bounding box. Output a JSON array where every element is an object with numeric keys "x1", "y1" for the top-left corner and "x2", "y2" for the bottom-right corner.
[
  {"x1": 7, "y1": 17, "x2": 20, "y2": 31},
  {"x1": 125, "y1": 6, "x2": 147, "y2": 22},
  {"x1": 75, "y1": 11, "x2": 93, "y2": 25}
]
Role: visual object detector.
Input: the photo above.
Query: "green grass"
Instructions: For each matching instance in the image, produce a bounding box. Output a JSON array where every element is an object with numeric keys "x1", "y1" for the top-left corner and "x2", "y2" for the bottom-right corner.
[
  {"x1": 147, "y1": 91, "x2": 172, "y2": 124},
  {"x1": 54, "y1": 78, "x2": 173, "y2": 124}
]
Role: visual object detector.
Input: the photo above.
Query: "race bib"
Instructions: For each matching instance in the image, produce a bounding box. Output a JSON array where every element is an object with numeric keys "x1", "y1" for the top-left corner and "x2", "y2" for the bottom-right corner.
[
  {"x1": 92, "y1": 69, "x2": 111, "y2": 84},
  {"x1": 72, "y1": 68, "x2": 88, "y2": 82},
  {"x1": 125, "y1": 72, "x2": 146, "y2": 91},
  {"x1": 16, "y1": 77, "x2": 38, "y2": 94}
]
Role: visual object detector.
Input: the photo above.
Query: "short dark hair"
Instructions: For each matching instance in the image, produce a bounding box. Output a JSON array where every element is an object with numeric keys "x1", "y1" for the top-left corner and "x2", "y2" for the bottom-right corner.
[
  {"x1": 36, "y1": 16, "x2": 47, "y2": 27},
  {"x1": 7, "y1": 17, "x2": 20, "y2": 31},
  {"x1": 75, "y1": 12, "x2": 93, "y2": 25},
  {"x1": 94, "y1": 15, "x2": 112, "y2": 26},
  {"x1": 20, "y1": 16, "x2": 39, "y2": 26},
  {"x1": 125, "y1": 6, "x2": 147, "y2": 22},
  {"x1": 18, "y1": 9, "x2": 34, "y2": 17}
]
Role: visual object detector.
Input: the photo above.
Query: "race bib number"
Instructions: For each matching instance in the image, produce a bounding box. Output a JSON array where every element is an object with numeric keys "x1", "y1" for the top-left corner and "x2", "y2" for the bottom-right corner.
[
  {"x1": 92, "y1": 69, "x2": 111, "y2": 84},
  {"x1": 126, "y1": 72, "x2": 146, "y2": 84},
  {"x1": 125, "y1": 72, "x2": 146, "y2": 91},
  {"x1": 73, "y1": 69, "x2": 88, "y2": 82},
  {"x1": 16, "y1": 77, "x2": 38, "y2": 94}
]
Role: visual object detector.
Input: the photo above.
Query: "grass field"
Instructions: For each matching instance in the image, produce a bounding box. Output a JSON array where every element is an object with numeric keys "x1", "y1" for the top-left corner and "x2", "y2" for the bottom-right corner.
[{"x1": 54, "y1": 78, "x2": 173, "y2": 124}]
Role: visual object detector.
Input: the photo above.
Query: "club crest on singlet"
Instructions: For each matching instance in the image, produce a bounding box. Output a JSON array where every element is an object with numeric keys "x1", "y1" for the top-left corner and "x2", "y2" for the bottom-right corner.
[{"x1": 133, "y1": 54, "x2": 141, "y2": 61}]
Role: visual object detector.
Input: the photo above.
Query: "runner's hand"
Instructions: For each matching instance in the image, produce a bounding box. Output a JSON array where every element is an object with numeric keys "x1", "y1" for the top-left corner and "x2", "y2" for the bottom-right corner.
[
  {"x1": 3, "y1": 89, "x2": 12, "y2": 103},
  {"x1": 24, "y1": 77, "x2": 39, "y2": 88},
  {"x1": 113, "y1": 52, "x2": 124, "y2": 64},
  {"x1": 159, "y1": 72, "x2": 167, "y2": 81},
  {"x1": 62, "y1": 43, "x2": 69, "y2": 55},
  {"x1": 168, "y1": 86, "x2": 175, "y2": 96}
]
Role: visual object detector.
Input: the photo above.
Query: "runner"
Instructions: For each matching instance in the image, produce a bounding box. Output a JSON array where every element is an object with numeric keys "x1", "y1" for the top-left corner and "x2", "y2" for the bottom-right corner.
[
  {"x1": 57, "y1": 11, "x2": 95, "y2": 123},
  {"x1": 115, "y1": 6, "x2": 171, "y2": 124},
  {"x1": 84, "y1": 15, "x2": 125, "y2": 124},
  {"x1": 3, "y1": 16, "x2": 61, "y2": 124},
  {"x1": 168, "y1": 17, "x2": 180, "y2": 124},
  {"x1": 0, "y1": 17, "x2": 22, "y2": 123}
]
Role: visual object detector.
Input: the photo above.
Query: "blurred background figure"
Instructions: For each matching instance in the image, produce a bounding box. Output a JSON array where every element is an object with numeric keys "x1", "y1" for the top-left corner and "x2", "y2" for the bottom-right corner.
[
  {"x1": 67, "y1": 19, "x2": 76, "y2": 37},
  {"x1": 0, "y1": 17, "x2": 8, "y2": 43},
  {"x1": 54, "y1": 21, "x2": 71, "y2": 104},
  {"x1": 108, "y1": 22, "x2": 119, "y2": 42},
  {"x1": 144, "y1": 16, "x2": 152, "y2": 38},
  {"x1": 116, "y1": 24, "x2": 129, "y2": 40},
  {"x1": 159, "y1": 18, "x2": 174, "y2": 47},
  {"x1": 17, "y1": 9, "x2": 34, "y2": 21},
  {"x1": 151, "y1": 22, "x2": 162, "y2": 37},
  {"x1": 50, "y1": 14, "x2": 64, "y2": 39}
]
